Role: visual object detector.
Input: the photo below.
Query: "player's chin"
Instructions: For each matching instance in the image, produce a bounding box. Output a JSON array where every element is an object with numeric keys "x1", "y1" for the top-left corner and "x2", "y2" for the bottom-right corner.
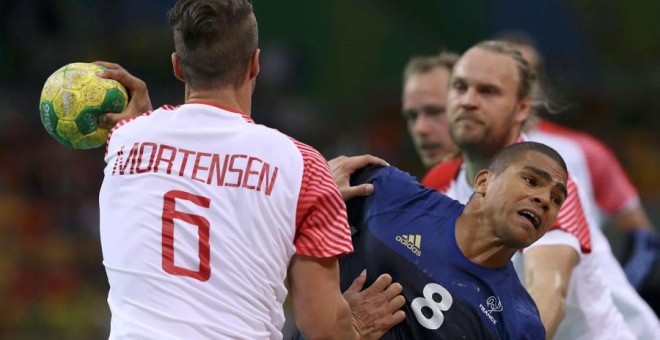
[
  {"x1": 421, "y1": 154, "x2": 443, "y2": 168},
  {"x1": 505, "y1": 228, "x2": 538, "y2": 249}
]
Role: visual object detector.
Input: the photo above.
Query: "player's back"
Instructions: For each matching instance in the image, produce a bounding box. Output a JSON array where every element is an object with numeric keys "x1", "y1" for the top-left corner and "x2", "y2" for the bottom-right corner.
[
  {"x1": 100, "y1": 102, "x2": 305, "y2": 339},
  {"x1": 527, "y1": 123, "x2": 660, "y2": 339},
  {"x1": 533, "y1": 119, "x2": 639, "y2": 217}
]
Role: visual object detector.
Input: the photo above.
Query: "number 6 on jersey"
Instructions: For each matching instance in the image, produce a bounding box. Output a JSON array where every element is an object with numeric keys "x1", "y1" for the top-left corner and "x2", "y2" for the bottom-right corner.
[{"x1": 161, "y1": 190, "x2": 212, "y2": 281}]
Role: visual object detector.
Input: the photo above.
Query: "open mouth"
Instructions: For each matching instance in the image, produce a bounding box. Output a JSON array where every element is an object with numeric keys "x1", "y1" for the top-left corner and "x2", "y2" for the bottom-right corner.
[
  {"x1": 420, "y1": 144, "x2": 441, "y2": 155},
  {"x1": 518, "y1": 209, "x2": 541, "y2": 230},
  {"x1": 454, "y1": 111, "x2": 481, "y2": 124},
  {"x1": 420, "y1": 143, "x2": 441, "y2": 151}
]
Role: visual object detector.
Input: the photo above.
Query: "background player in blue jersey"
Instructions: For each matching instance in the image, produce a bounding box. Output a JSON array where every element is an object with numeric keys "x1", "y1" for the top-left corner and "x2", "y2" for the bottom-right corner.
[{"x1": 335, "y1": 141, "x2": 568, "y2": 339}]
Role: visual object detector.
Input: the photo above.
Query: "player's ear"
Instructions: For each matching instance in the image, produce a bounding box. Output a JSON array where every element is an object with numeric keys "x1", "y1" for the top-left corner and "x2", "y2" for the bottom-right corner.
[
  {"x1": 474, "y1": 170, "x2": 490, "y2": 195},
  {"x1": 248, "y1": 48, "x2": 260, "y2": 81},
  {"x1": 172, "y1": 52, "x2": 184, "y2": 82},
  {"x1": 514, "y1": 96, "x2": 532, "y2": 125}
]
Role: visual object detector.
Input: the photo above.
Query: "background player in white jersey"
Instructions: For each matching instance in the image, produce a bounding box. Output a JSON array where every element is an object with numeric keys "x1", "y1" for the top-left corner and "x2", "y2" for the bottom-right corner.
[
  {"x1": 401, "y1": 37, "x2": 658, "y2": 338},
  {"x1": 411, "y1": 40, "x2": 638, "y2": 338},
  {"x1": 96, "y1": 0, "x2": 405, "y2": 339},
  {"x1": 503, "y1": 32, "x2": 660, "y2": 286},
  {"x1": 497, "y1": 34, "x2": 660, "y2": 338}
]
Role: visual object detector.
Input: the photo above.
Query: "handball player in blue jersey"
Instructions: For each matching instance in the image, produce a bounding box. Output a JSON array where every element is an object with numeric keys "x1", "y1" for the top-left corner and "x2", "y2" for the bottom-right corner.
[{"x1": 336, "y1": 141, "x2": 568, "y2": 339}]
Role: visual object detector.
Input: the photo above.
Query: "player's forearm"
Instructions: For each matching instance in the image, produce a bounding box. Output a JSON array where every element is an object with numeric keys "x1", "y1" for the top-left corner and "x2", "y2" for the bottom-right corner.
[
  {"x1": 298, "y1": 296, "x2": 356, "y2": 340},
  {"x1": 613, "y1": 206, "x2": 653, "y2": 232},
  {"x1": 528, "y1": 284, "x2": 566, "y2": 339},
  {"x1": 289, "y1": 254, "x2": 357, "y2": 340},
  {"x1": 323, "y1": 297, "x2": 357, "y2": 340},
  {"x1": 616, "y1": 206, "x2": 660, "y2": 288},
  {"x1": 524, "y1": 245, "x2": 577, "y2": 339}
]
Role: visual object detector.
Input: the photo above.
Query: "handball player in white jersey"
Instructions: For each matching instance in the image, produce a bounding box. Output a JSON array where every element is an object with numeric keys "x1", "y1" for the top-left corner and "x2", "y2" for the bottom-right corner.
[
  {"x1": 96, "y1": 0, "x2": 404, "y2": 339},
  {"x1": 505, "y1": 35, "x2": 660, "y2": 339},
  {"x1": 420, "y1": 41, "x2": 637, "y2": 339}
]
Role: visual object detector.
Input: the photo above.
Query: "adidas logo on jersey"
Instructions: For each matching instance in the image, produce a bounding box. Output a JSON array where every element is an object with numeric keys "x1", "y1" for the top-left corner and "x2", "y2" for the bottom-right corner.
[{"x1": 395, "y1": 234, "x2": 422, "y2": 256}]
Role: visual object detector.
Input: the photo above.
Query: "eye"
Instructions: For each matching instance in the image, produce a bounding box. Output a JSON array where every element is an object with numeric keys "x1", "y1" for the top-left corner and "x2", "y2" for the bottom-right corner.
[
  {"x1": 551, "y1": 196, "x2": 561, "y2": 206},
  {"x1": 480, "y1": 86, "x2": 496, "y2": 95},
  {"x1": 451, "y1": 80, "x2": 467, "y2": 92},
  {"x1": 423, "y1": 106, "x2": 443, "y2": 116},
  {"x1": 402, "y1": 109, "x2": 418, "y2": 121},
  {"x1": 552, "y1": 193, "x2": 566, "y2": 207},
  {"x1": 524, "y1": 176, "x2": 536, "y2": 186}
]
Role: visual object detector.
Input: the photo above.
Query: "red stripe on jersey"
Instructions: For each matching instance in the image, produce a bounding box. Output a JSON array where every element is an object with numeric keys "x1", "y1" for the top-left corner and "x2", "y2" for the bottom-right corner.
[
  {"x1": 552, "y1": 177, "x2": 591, "y2": 252},
  {"x1": 421, "y1": 157, "x2": 463, "y2": 192},
  {"x1": 537, "y1": 120, "x2": 638, "y2": 215},
  {"x1": 292, "y1": 139, "x2": 353, "y2": 258},
  {"x1": 520, "y1": 133, "x2": 591, "y2": 252},
  {"x1": 104, "y1": 110, "x2": 153, "y2": 157}
]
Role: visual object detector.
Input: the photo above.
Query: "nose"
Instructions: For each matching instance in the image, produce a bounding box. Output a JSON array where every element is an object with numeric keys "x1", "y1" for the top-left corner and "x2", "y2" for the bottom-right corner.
[
  {"x1": 459, "y1": 88, "x2": 478, "y2": 109},
  {"x1": 533, "y1": 191, "x2": 550, "y2": 212},
  {"x1": 412, "y1": 113, "x2": 431, "y2": 135}
]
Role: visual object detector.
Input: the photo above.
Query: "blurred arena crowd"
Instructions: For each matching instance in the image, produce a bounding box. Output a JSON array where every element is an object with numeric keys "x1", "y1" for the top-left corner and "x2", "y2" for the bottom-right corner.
[{"x1": 0, "y1": 0, "x2": 658, "y2": 338}]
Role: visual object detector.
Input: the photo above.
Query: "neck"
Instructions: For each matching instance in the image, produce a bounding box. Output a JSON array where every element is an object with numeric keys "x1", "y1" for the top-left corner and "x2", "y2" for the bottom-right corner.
[
  {"x1": 462, "y1": 152, "x2": 491, "y2": 187},
  {"x1": 522, "y1": 114, "x2": 541, "y2": 132},
  {"x1": 455, "y1": 202, "x2": 517, "y2": 267},
  {"x1": 461, "y1": 128, "x2": 521, "y2": 186},
  {"x1": 185, "y1": 84, "x2": 252, "y2": 116}
]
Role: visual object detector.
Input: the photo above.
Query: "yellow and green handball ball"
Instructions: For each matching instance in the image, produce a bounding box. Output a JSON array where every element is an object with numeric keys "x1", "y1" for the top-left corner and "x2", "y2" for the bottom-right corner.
[{"x1": 39, "y1": 62, "x2": 128, "y2": 149}]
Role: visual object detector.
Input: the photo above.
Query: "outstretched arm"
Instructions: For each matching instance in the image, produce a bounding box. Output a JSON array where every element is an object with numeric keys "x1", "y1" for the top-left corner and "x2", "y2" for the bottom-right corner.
[
  {"x1": 575, "y1": 133, "x2": 659, "y2": 288},
  {"x1": 288, "y1": 256, "x2": 406, "y2": 340},
  {"x1": 613, "y1": 205, "x2": 654, "y2": 233},
  {"x1": 288, "y1": 254, "x2": 356, "y2": 340},
  {"x1": 524, "y1": 245, "x2": 578, "y2": 339}
]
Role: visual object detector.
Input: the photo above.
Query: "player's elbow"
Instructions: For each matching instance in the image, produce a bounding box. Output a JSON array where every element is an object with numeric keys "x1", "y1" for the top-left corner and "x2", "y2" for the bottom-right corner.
[
  {"x1": 296, "y1": 299, "x2": 355, "y2": 340},
  {"x1": 297, "y1": 321, "x2": 339, "y2": 340}
]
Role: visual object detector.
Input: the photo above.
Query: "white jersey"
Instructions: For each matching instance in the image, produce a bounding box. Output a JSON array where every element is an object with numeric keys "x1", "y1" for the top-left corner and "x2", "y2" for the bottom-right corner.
[
  {"x1": 99, "y1": 102, "x2": 353, "y2": 339},
  {"x1": 528, "y1": 128, "x2": 660, "y2": 340},
  {"x1": 534, "y1": 119, "x2": 641, "y2": 222},
  {"x1": 441, "y1": 160, "x2": 636, "y2": 339}
]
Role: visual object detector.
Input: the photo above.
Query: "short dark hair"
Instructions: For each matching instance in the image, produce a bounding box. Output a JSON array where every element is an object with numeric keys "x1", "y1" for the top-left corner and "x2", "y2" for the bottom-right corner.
[
  {"x1": 403, "y1": 52, "x2": 460, "y2": 81},
  {"x1": 488, "y1": 141, "x2": 567, "y2": 176},
  {"x1": 473, "y1": 40, "x2": 537, "y2": 101},
  {"x1": 167, "y1": 0, "x2": 258, "y2": 89}
]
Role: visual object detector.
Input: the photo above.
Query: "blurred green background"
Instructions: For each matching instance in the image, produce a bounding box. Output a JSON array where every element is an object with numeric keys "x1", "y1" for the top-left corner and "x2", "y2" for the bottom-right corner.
[{"x1": 0, "y1": 0, "x2": 658, "y2": 337}]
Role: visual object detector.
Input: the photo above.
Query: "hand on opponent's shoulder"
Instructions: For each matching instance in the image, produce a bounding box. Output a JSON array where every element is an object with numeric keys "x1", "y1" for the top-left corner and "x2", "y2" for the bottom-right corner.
[{"x1": 329, "y1": 154, "x2": 389, "y2": 201}]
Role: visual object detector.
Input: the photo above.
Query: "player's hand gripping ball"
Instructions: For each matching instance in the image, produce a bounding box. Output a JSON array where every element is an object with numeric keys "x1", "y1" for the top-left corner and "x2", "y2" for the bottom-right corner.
[{"x1": 39, "y1": 62, "x2": 128, "y2": 149}]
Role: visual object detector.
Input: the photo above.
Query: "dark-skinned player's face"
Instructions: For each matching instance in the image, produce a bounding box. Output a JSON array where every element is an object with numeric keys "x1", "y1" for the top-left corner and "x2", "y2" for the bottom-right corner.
[{"x1": 481, "y1": 151, "x2": 568, "y2": 249}]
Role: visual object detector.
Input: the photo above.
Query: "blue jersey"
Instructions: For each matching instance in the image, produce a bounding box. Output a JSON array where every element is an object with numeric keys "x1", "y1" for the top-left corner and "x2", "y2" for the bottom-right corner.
[{"x1": 340, "y1": 166, "x2": 544, "y2": 339}]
